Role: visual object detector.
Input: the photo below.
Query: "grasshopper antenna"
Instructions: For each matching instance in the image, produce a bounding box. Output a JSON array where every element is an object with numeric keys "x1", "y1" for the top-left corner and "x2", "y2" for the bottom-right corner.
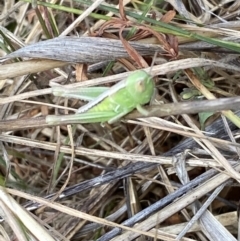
[
  {"x1": 149, "y1": 51, "x2": 158, "y2": 76},
  {"x1": 148, "y1": 51, "x2": 158, "y2": 105}
]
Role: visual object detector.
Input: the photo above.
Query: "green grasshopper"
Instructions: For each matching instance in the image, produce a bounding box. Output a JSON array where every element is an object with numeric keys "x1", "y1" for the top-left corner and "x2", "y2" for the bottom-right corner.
[{"x1": 46, "y1": 70, "x2": 155, "y2": 125}]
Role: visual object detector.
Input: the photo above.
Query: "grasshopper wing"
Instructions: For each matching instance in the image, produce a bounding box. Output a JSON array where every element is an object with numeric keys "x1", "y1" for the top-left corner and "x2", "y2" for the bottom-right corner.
[{"x1": 76, "y1": 79, "x2": 127, "y2": 113}]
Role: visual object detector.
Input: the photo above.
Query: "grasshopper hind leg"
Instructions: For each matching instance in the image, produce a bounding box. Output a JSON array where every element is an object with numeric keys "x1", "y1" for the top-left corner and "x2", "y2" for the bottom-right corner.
[
  {"x1": 108, "y1": 110, "x2": 130, "y2": 124},
  {"x1": 108, "y1": 104, "x2": 150, "y2": 124}
]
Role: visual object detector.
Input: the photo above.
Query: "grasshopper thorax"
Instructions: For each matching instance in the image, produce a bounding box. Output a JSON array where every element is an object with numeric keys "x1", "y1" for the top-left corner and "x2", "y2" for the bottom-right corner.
[{"x1": 125, "y1": 70, "x2": 154, "y2": 105}]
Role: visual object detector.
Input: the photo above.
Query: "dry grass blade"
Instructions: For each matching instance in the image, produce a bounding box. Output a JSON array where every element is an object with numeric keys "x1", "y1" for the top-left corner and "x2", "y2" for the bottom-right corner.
[
  {"x1": 60, "y1": 0, "x2": 106, "y2": 36},
  {"x1": 1, "y1": 37, "x2": 163, "y2": 63},
  {"x1": 107, "y1": 165, "x2": 240, "y2": 241},
  {"x1": 158, "y1": 211, "x2": 237, "y2": 235},
  {"x1": 5, "y1": 187, "x2": 195, "y2": 241},
  {"x1": 0, "y1": 187, "x2": 55, "y2": 241}
]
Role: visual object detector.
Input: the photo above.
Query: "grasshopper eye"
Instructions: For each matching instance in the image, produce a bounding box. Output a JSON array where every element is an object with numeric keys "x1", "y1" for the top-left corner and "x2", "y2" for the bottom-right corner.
[{"x1": 136, "y1": 80, "x2": 146, "y2": 92}]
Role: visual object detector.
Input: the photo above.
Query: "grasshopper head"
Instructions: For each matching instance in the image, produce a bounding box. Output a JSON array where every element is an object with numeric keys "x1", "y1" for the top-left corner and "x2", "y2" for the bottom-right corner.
[{"x1": 126, "y1": 70, "x2": 155, "y2": 105}]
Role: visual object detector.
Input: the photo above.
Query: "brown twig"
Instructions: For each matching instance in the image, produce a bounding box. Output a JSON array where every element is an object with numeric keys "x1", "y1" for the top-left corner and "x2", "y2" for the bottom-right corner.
[{"x1": 1, "y1": 96, "x2": 240, "y2": 131}]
